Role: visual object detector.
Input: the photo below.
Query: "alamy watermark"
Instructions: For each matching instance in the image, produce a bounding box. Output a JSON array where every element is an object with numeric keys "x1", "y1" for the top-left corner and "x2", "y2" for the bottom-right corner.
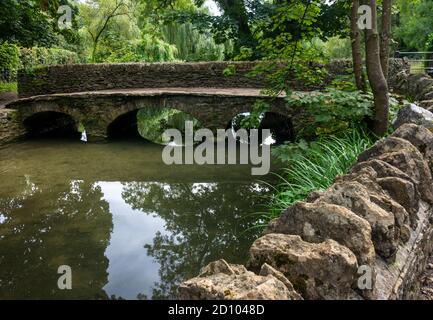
[
  {"x1": 358, "y1": 5, "x2": 372, "y2": 30},
  {"x1": 357, "y1": 265, "x2": 373, "y2": 290},
  {"x1": 57, "y1": 265, "x2": 72, "y2": 290},
  {"x1": 57, "y1": 5, "x2": 72, "y2": 30},
  {"x1": 161, "y1": 121, "x2": 271, "y2": 176}
]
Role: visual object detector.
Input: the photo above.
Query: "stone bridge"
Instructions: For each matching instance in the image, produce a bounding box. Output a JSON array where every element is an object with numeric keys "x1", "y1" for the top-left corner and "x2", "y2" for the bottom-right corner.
[
  {"x1": 7, "y1": 62, "x2": 299, "y2": 140},
  {"x1": 6, "y1": 60, "x2": 408, "y2": 140},
  {"x1": 9, "y1": 87, "x2": 289, "y2": 140}
]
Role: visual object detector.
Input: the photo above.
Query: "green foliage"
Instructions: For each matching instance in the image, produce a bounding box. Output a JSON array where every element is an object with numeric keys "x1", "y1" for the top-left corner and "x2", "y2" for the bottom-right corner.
[
  {"x1": 78, "y1": 0, "x2": 138, "y2": 62},
  {"x1": 1, "y1": 42, "x2": 78, "y2": 83},
  {"x1": 0, "y1": 0, "x2": 55, "y2": 47},
  {"x1": 237, "y1": 1, "x2": 331, "y2": 95},
  {"x1": 222, "y1": 64, "x2": 236, "y2": 77},
  {"x1": 166, "y1": 0, "x2": 349, "y2": 60},
  {"x1": 77, "y1": 122, "x2": 85, "y2": 133},
  {"x1": 0, "y1": 42, "x2": 20, "y2": 82},
  {"x1": 395, "y1": 0, "x2": 433, "y2": 51},
  {"x1": 162, "y1": 22, "x2": 226, "y2": 61},
  {"x1": 140, "y1": 35, "x2": 178, "y2": 62},
  {"x1": 286, "y1": 89, "x2": 374, "y2": 138},
  {"x1": 320, "y1": 37, "x2": 353, "y2": 59},
  {"x1": 327, "y1": 72, "x2": 359, "y2": 92},
  {"x1": 137, "y1": 108, "x2": 201, "y2": 145},
  {"x1": 265, "y1": 128, "x2": 375, "y2": 222},
  {"x1": 76, "y1": 0, "x2": 227, "y2": 63},
  {"x1": 19, "y1": 47, "x2": 79, "y2": 70},
  {"x1": 0, "y1": 81, "x2": 17, "y2": 93},
  {"x1": 239, "y1": 100, "x2": 270, "y2": 129},
  {"x1": 0, "y1": 0, "x2": 80, "y2": 48}
]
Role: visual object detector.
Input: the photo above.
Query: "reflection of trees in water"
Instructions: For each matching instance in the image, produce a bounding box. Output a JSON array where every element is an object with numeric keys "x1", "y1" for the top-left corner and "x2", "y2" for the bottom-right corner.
[
  {"x1": 0, "y1": 179, "x2": 112, "y2": 299},
  {"x1": 121, "y1": 181, "x2": 268, "y2": 300},
  {"x1": 137, "y1": 108, "x2": 201, "y2": 145}
]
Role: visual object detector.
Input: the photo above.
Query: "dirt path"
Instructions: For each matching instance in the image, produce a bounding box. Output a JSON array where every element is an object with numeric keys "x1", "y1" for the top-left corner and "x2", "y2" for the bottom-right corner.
[{"x1": 0, "y1": 92, "x2": 18, "y2": 108}]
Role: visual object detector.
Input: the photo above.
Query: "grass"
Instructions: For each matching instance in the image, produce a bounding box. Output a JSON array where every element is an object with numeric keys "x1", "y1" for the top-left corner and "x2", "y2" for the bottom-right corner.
[
  {"x1": 410, "y1": 61, "x2": 425, "y2": 74},
  {"x1": 0, "y1": 81, "x2": 17, "y2": 93},
  {"x1": 260, "y1": 128, "x2": 375, "y2": 223}
]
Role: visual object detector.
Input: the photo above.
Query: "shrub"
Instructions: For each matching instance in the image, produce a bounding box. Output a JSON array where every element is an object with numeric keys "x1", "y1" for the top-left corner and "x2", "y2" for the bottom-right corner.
[
  {"x1": 285, "y1": 89, "x2": 374, "y2": 138},
  {"x1": 261, "y1": 127, "x2": 375, "y2": 224},
  {"x1": 19, "y1": 47, "x2": 79, "y2": 70},
  {"x1": 0, "y1": 45, "x2": 79, "y2": 83},
  {"x1": 0, "y1": 42, "x2": 20, "y2": 82}
]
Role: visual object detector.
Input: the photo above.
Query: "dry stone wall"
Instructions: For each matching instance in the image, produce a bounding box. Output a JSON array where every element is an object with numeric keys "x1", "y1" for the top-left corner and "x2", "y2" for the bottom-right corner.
[
  {"x1": 389, "y1": 59, "x2": 433, "y2": 112},
  {"x1": 179, "y1": 120, "x2": 433, "y2": 300}
]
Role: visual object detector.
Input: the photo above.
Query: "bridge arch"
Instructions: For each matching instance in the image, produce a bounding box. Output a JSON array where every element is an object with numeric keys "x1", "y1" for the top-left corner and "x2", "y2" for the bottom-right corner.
[
  {"x1": 259, "y1": 112, "x2": 295, "y2": 144},
  {"x1": 106, "y1": 105, "x2": 204, "y2": 142},
  {"x1": 23, "y1": 111, "x2": 80, "y2": 138},
  {"x1": 107, "y1": 109, "x2": 141, "y2": 139},
  {"x1": 228, "y1": 111, "x2": 295, "y2": 145}
]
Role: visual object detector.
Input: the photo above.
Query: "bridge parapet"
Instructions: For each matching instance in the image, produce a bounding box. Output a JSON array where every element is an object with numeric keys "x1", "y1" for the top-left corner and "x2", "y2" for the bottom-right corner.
[
  {"x1": 18, "y1": 62, "x2": 266, "y2": 98},
  {"x1": 17, "y1": 59, "x2": 394, "y2": 98},
  {"x1": 18, "y1": 59, "x2": 409, "y2": 98}
]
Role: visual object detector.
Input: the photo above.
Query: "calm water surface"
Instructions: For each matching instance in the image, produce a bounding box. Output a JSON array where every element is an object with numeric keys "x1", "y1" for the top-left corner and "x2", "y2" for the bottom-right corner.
[{"x1": 0, "y1": 139, "x2": 276, "y2": 299}]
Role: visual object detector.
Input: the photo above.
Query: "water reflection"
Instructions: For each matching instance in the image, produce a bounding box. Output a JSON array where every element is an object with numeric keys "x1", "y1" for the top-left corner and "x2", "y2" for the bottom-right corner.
[
  {"x1": 0, "y1": 178, "x2": 112, "y2": 299},
  {"x1": 121, "y1": 181, "x2": 267, "y2": 299},
  {"x1": 0, "y1": 140, "x2": 272, "y2": 299}
]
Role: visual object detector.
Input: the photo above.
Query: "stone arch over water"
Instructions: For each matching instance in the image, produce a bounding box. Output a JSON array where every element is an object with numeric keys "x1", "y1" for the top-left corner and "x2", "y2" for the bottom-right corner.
[{"x1": 23, "y1": 111, "x2": 79, "y2": 138}]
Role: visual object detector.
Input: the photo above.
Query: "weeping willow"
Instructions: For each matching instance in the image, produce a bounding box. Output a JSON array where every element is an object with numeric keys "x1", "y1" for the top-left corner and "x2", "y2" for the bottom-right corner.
[
  {"x1": 140, "y1": 35, "x2": 178, "y2": 62},
  {"x1": 161, "y1": 22, "x2": 231, "y2": 61}
]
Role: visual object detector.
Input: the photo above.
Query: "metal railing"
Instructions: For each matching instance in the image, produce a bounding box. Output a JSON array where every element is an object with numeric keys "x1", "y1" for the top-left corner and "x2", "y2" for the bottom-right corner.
[{"x1": 395, "y1": 51, "x2": 433, "y2": 75}]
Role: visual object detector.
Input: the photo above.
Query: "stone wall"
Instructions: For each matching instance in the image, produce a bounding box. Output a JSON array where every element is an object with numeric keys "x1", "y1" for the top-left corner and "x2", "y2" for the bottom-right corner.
[
  {"x1": 18, "y1": 62, "x2": 262, "y2": 98},
  {"x1": 17, "y1": 59, "x2": 406, "y2": 98},
  {"x1": 0, "y1": 109, "x2": 25, "y2": 144},
  {"x1": 179, "y1": 116, "x2": 433, "y2": 300},
  {"x1": 389, "y1": 59, "x2": 433, "y2": 112}
]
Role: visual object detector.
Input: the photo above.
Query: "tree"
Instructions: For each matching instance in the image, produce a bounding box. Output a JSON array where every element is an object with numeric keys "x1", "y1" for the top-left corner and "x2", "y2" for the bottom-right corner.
[
  {"x1": 350, "y1": 0, "x2": 365, "y2": 91},
  {"x1": 211, "y1": 0, "x2": 255, "y2": 56},
  {"x1": 363, "y1": 0, "x2": 389, "y2": 135},
  {"x1": 395, "y1": 0, "x2": 433, "y2": 51},
  {"x1": 380, "y1": 0, "x2": 392, "y2": 79},
  {"x1": 79, "y1": 0, "x2": 134, "y2": 62},
  {"x1": 0, "y1": 0, "x2": 56, "y2": 47},
  {"x1": 0, "y1": 0, "x2": 79, "y2": 48}
]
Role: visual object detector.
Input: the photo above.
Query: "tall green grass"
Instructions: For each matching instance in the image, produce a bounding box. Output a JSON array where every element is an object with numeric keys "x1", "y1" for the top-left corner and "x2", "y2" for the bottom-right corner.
[{"x1": 263, "y1": 128, "x2": 375, "y2": 223}]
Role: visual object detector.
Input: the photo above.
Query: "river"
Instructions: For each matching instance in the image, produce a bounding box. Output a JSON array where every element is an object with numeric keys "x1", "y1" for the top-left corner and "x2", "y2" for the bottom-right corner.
[{"x1": 0, "y1": 138, "x2": 276, "y2": 299}]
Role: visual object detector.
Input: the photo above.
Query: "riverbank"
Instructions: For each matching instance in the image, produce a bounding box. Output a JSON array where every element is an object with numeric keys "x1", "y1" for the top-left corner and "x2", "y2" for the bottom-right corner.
[{"x1": 179, "y1": 108, "x2": 433, "y2": 299}]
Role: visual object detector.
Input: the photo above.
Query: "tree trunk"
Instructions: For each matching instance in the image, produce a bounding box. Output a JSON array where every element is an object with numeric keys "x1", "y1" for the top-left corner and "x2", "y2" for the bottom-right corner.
[
  {"x1": 364, "y1": 0, "x2": 389, "y2": 136},
  {"x1": 351, "y1": 0, "x2": 365, "y2": 91},
  {"x1": 380, "y1": 0, "x2": 392, "y2": 79},
  {"x1": 215, "y1": 0, "x2": 255, "y2": 57}
]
